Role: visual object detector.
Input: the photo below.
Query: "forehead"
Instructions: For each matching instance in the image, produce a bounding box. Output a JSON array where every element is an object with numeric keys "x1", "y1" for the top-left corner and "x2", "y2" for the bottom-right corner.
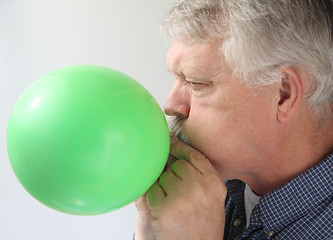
[{"x1": 166, "y1": 40, "x2": 224, "y2": 76}]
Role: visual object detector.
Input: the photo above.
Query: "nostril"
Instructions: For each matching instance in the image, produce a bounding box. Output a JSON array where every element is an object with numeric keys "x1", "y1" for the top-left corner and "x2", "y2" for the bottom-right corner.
[{"x1": 177, "y1": 104, "x2": 190, "y2": 118}]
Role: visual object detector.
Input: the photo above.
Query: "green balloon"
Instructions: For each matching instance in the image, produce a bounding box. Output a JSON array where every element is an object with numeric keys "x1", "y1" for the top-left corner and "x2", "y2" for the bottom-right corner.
[{"x1": 7, "y1": 65, "x2": 169, "y2": 215}]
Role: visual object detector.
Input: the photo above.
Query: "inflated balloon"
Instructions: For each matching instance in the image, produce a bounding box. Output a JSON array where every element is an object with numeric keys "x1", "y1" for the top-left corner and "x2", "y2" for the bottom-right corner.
[{"x1": 7, "y1": 65, "x2": 170, "y2": 215}]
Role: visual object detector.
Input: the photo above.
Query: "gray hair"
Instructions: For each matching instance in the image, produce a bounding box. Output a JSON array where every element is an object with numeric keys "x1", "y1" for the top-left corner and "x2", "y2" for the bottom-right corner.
[{"x1": 162, "y1": 0, "x2": 333, "y2": 119}]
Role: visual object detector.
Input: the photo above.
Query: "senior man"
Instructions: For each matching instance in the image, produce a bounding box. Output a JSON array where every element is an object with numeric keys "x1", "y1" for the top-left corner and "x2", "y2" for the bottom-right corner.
[{"x1": 135, "y1": 0, "x2": 333, "y2": 239}]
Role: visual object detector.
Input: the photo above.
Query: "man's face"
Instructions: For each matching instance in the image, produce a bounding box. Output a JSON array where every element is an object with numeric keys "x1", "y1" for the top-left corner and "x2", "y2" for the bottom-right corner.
[{"x1": 165, "y1": 40, "x2": 278, "y2": 181}]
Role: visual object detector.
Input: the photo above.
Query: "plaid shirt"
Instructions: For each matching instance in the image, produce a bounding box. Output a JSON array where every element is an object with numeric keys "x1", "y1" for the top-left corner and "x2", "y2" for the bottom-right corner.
[{"x1": 224, "y1": 152, "x2": 333, "y2": 240}]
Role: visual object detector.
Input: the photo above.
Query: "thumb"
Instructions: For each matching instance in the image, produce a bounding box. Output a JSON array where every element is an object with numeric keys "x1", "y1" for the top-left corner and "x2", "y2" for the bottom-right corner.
[{"x1": 134, "y1": 193, "x2": 152, "y2": 221}]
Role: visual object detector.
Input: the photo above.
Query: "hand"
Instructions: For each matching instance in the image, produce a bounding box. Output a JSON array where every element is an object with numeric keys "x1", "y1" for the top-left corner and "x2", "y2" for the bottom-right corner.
[
  {"x1": 134, "y1": 193, "x2": 156, "y2": 240},
  {"x1": 147, "y1": 137, "x2": 227, "y2": 240},
  {"x1": 134, "y1": 154, "x2": 177, "y2": 240}
]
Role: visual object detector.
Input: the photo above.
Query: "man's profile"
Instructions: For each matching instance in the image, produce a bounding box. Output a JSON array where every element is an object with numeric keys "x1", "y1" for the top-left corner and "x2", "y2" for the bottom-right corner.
[{"x1": 135, "y1": 1, "x2": 333, "y2": 239}]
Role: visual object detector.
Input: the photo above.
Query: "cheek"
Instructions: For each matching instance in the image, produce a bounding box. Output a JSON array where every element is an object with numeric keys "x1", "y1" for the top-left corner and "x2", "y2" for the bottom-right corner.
[
  {"x1": 185, "y1": 106, "x2": 228, "y2": 155},
  {"x1": 185, "y1": 93, "x2": 237, "y2": 145},
  {"x1": 184, "y1": 98, "x2": 274, "y2": 166}
]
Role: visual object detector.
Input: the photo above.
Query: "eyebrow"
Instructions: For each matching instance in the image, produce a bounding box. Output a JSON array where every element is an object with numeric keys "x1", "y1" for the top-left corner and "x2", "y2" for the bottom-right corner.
[
  {"x1": 168, "y1": 60, "x2": 225, "y2": 82},
  {"x1": 167, "y1": 65, "x2": 183, "y2": 77}
]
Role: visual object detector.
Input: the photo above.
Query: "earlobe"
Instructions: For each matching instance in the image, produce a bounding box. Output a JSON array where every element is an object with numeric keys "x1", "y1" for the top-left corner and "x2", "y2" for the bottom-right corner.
[{"x1": 277, "y1": 67, "x2": 304, "y2": 122}]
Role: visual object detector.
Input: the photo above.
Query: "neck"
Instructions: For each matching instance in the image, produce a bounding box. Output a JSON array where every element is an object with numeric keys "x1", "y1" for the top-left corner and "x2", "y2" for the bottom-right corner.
[{"x1": 246, "y1": 111, "x2": 333, "y2": 196}]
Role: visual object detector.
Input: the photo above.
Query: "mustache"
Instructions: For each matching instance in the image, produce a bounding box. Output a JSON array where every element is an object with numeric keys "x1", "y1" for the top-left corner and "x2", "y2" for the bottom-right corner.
[
  {"x1": 165, "y1": 116, "x2": 189, "y2": 170},
  {"x1": 167, "y1": 116, "x2": 190, "y2": 145}
]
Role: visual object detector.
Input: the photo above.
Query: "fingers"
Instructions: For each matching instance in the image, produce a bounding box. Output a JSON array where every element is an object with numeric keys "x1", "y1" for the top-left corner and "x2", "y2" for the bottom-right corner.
[
  {"x1": 148, "y1": 136, "x2": 217, "y2": 210},
  {"x1": 171, "y1": 159, "x2": 197, "y2": 180},
  {"x1": 147, "y1": 170, "x2": 182, "y2": 207},
  {"x1": 159, "y1": 171, "x2": 181, "y2": 193},
  {"x1": 134, "y1": 193, "x2": 156, "y2": 240},
  {"x1": 163, "y1": 154, "x2": 178, "y2": 172},
  {"x1": 170, "y1": 137, "x2": 215, "y2": 174},
  {"x1": 134, "y1": 193, "x2": 148, "y2": 212},
  {"x1": 147, "y1": 183, "x2": 165, "y2": 209}
]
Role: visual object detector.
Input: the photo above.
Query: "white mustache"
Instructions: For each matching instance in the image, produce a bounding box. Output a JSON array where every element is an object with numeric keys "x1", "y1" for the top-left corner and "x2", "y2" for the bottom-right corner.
[{"x1": 167, "y1": 116, "x2": 190, "y2": 145}]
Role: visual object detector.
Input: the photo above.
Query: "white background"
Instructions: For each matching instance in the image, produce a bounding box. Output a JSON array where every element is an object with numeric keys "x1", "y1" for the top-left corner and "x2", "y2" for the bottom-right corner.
[{"x1": 0, "y1": 1, "x2": 173, "y2": 239}]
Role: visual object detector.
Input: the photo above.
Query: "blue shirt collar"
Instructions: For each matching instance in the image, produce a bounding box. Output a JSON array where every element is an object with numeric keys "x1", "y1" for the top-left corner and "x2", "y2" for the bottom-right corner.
[{"x1": 251, "y1": 152, "x2": 333, "y2": 234}]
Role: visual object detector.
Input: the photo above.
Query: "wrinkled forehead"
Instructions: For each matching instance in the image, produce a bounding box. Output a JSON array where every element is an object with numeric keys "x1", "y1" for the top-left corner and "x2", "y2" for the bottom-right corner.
[{"x1": 166, "y1": 40, "x2": 225, "y2": 77}]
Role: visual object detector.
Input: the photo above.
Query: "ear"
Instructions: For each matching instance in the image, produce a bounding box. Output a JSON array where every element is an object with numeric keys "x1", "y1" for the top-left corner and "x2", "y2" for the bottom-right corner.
[{"x1": 277, "y1": 67, "x2": 304, "y2": 122}]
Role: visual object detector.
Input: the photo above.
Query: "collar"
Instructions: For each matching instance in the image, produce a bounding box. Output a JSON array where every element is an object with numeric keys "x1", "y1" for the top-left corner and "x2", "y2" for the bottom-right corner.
[{"x1": 252, "y1": 152, "x2": 333, "y2": 235}]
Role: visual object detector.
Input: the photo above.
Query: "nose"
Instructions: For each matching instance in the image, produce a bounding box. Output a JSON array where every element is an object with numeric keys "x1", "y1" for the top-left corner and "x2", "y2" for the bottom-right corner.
[{"x1": 164, "y1": 82, "x2": 190, "y2": 118}]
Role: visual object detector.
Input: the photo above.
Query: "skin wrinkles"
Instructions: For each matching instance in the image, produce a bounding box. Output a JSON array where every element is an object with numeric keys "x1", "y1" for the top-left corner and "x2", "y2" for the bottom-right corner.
[
  {"x1": 135, "y1": 37, "x2": 333, "y2": 240},
  {"x1": 167, "y1": 42, "x2": 225, "y2": 83},
  {"x1": 135, "y1": 2, "x2": 333, "y2": 239},
  {"x1": 165, "y1": 40, "x2": 297, "y2": 194}
]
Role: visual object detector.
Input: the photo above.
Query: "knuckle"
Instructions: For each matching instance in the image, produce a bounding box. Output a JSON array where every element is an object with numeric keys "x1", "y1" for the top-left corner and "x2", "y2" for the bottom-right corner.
[
  {"x1": 146, "y1": 184, "x2": 156, "y2": 197},
  {"x1": 171, "y1": 159, "x2": 188, "y2": 170},
  {"x1": 159, "y1": 171, "x2": 172, "y2": 185},
  {"x1": 188, "y1": 149, "x2": 202, "y2": 160}
]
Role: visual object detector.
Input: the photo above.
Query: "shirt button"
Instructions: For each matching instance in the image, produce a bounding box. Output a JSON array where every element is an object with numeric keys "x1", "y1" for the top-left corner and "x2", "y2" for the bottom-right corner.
[
  {"x1": 233, "y1": 218, "x2": 242, "y2": 227},
  {"x1": 267, "y1": 231, "x2": 275, "y2": 237}
]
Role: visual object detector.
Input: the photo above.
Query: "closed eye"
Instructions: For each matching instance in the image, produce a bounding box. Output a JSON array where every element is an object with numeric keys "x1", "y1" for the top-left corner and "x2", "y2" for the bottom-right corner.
[
  {"x1": 186, "y1": 78, "x2": 211, "y2": 89},
  {"x1": 189, "y1": 81, "x2": 202, "y2": 86}
]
